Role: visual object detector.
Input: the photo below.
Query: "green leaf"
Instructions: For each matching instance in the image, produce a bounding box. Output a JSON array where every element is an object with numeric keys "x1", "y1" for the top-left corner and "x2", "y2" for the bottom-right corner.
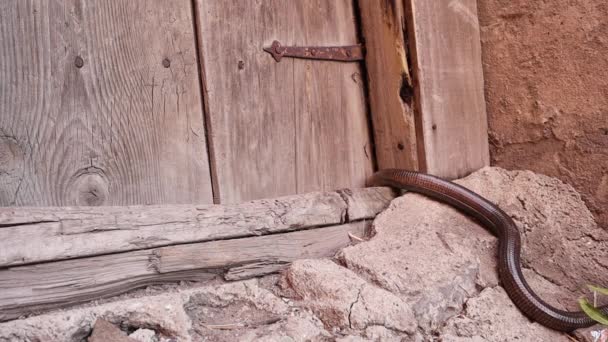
[
  {"x1": 588, "y1": 285, "x2": 608, "y2": 296},
  {"x1": 579, "y1": 298, "x2": 608, "y2": 325}
]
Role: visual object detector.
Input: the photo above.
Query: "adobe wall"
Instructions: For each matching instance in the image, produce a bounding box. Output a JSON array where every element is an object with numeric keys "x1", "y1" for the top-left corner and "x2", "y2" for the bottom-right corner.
[{"x1": 477, "y1": 0, "x2": 608, "y2": 228}]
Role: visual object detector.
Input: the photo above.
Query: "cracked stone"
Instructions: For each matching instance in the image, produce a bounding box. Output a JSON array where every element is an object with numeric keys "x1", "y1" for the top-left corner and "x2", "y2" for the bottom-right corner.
[
  {"x1": 338, "y1": 194, "x2": 482, "y2": 331},
  {"x1": 440, "y1": 287, "x2": 570, "y2": 341},
  {"x1": 456, "y1": 168, "x2": 608, "y2": 297},
  {"x1": 340, "y1": 167, "x2": 606, "y2": 337},
  {"x1": 282, "y1": 259, "x2": 417, "y2": 334},
  {"x1": 0, "y1": 291, "x2": 193, "y2": 341}
]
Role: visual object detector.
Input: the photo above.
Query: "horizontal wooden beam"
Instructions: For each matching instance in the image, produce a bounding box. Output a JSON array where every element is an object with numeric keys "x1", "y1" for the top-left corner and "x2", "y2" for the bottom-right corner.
[
  {"x1": 0, "y1": 222, "x2": 368, "y2": 322},
  {"x1": 0, "y1": 186, "x2": 395, "y2": 321},
  {"x1": 0, "y1": 187, "x2": 394, "y2": 267}
]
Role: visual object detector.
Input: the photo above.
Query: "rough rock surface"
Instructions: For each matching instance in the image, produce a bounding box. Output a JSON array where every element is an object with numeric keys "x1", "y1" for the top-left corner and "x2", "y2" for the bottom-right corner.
[
  {"x1": 282, "y1": 259, "x2": 416, "y2": 334},
  {"x1": 88, "y1": 319, "x2": 138, "y2": 342},
  {"x1": 440, "y1": 287, "x2": 567, "y2": 342},
  {"x1": 1, "y1": 167, "x2": 606, "y2": 341},
  {"x1": 128, "y1": 328, "x2": 157, "y2": 342}
]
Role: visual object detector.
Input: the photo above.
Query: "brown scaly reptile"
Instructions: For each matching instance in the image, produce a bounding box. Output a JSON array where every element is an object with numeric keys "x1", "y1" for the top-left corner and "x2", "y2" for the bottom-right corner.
[{"x1": 370, "y1": 169, "x2": 608, "y2": 332}]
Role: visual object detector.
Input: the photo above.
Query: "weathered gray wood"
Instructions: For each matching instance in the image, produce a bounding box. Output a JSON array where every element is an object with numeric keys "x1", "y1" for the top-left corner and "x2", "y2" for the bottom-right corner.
[
  {"x1": 357, "y1": 0, "x2": 419, "y2": 171},
  {"x1": 0, "y1": 0, "x2": 213, "y2": 206},
  {"x1": 0, "y1": 187, "x2": 393, "y2": 267},
  {"x1": 195, "y1": 0, "x2": 374, "y2": 204},
  {"x1": 405, "y1": 0, "x2": 490, "y2": 179},
  {"x1": 154, "y1": 222, "x2": 368, "y2": 274},
  {"x1": 0, "y1": 222, "x2": 368, "y2": 322}
]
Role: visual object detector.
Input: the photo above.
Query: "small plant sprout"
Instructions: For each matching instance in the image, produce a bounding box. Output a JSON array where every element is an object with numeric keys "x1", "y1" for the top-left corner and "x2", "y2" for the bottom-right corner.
[{"x1": 578, "y1": 285, "x2": 608, "y2": 326}]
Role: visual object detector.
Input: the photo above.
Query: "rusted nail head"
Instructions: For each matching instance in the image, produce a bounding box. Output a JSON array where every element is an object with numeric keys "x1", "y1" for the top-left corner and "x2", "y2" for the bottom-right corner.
[
  {"x1": 162, "y1": 58, "x2": 171, "y2": 68},
  {"x1": 272, "y1": 41, "x2": 284, "y2": 54},
  {"x1": 310, "y1": 48, "x2": 317, "y2": 56}
]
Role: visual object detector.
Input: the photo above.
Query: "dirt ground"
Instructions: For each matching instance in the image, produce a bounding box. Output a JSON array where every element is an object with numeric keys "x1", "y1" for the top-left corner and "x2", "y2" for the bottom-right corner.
[{"x1": 477, "y1": 0, "x2": 608, "y2": 229}]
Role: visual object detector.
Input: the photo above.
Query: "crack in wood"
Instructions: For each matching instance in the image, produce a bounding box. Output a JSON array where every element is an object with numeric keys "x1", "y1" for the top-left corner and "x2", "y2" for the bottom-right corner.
[
  {"x1": 0, "y1": 188, "x2": 394, "y2": 267},
  {"x1": 0, "y1": 220, "x2": 59, "y2": 228},
  {"x1": 0, "y1": 222, "x2": 369, "y2": 321}
]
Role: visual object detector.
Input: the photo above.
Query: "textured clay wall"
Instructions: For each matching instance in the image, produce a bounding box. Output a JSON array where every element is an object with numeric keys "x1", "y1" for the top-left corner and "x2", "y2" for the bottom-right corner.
[{"x1": 477, "y1": 0, "x2": 608, "y2": 228}]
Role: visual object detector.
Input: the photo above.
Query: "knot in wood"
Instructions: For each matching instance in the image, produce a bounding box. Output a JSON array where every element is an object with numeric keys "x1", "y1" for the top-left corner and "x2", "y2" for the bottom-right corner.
[{"x1": 67, "y1": 167, "x2": 109, "y2": 206}]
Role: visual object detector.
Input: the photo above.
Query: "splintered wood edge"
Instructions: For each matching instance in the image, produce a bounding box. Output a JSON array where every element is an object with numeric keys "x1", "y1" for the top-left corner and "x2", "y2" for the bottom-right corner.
[
  {"x1": 0, "y1": 221, "x2": 369, "y2": 322},
  {"x1": 0, "y1": 187, "x2": 395, "y2": 267},
  {"x1": 357, "y1": 0, "x2": 419, "y2": 170}
]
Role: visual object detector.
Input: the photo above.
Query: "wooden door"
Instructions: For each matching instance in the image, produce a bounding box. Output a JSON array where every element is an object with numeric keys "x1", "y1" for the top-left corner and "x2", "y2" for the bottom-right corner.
[
  {"x1": 195, "y1": 0, "x2": 374, "y2": 204},
  {"x1": 0, "y1": 0, "x2": 374, "y2": 206}
]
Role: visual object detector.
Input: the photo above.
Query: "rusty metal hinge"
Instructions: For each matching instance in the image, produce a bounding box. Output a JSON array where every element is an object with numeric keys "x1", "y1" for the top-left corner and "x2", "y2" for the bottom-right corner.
[{"x1": 263, "y1": 40, "x2": 364, "y2": 63}]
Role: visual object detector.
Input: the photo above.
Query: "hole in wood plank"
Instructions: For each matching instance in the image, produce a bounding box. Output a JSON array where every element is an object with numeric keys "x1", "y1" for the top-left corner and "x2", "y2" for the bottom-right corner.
[
  {"x1": 399, "y1": 72, "x2": 414, "y2": 106},
  {"x1": 74, "y1": 56, "x2": 84, "y2": 69}
]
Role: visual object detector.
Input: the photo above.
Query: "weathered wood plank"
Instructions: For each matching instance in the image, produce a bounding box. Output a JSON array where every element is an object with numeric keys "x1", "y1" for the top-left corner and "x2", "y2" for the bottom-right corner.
[
  {"x1": 0, "y1": 222, "x2": 368, "y2": 322},
  {"x1": 195, "y1": 0, "x2": 374, "y2": 204},
  {"x1": 155, "y1": 222, "x2": 368, "y2": 274},
  {"x1": 357, "y1": 0, "x2": 419, "y2": 171},
  {"x1": 0, "y1": 187, "x2": 394, "y2": 267},
  {"x1": 405, "y1": 0, "x2": 490, "y2": 179},
  {"x1": 0, "y1": 0, "x2": 213, "y2": 206}
]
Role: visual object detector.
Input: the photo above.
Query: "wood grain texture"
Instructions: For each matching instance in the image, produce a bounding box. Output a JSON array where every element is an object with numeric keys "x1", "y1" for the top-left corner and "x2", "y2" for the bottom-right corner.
[
  {"x1": 0, "y1": 0, "x2": 213, "y2": 206},
  {"x1": 405, "y1": 0, "x2": 490, "y2": 179},
  {"x1": 357, "y1": 0, "x2": 419, "y2": 171},
  {"x1": 0, "y1": 187, "x2": 394, "y2": 267},
  {"x1": 195, "y1": 0, "x2": 374, "y2": 204},
  {"x1": 0, "y1": 222, "x2": 368, "y2": 322}
]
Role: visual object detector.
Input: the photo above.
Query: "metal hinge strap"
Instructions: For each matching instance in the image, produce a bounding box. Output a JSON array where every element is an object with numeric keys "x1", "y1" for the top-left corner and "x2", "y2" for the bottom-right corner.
[{"x1": 263, "y1": 40, "x2": 364, "y2": 63}]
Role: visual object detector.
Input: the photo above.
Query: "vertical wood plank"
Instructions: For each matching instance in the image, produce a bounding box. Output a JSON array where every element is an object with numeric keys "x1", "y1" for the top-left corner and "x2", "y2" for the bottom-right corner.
[
  {"x1": 0, "y1": 0, "x2": 213, "y2": 206},
  {"x1": 357, "y1": 0, "x2": 419, "y2": 171},
  {"x1": 195, "y1": 0, "x2": 374, "y2": 204},
  {"x1": 405, "y1": 0, "x2": 490, "y2": 179}
]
